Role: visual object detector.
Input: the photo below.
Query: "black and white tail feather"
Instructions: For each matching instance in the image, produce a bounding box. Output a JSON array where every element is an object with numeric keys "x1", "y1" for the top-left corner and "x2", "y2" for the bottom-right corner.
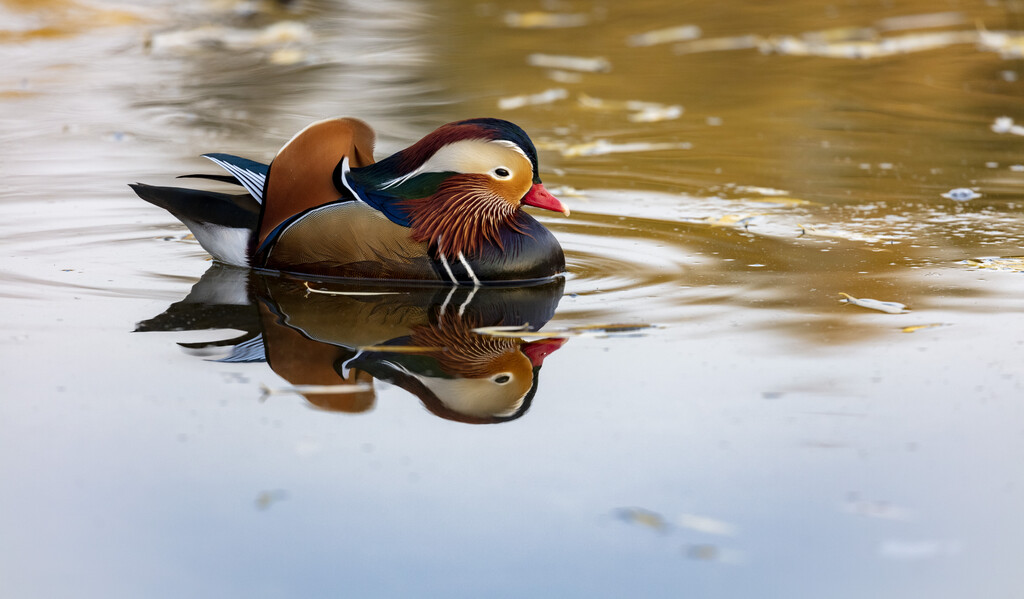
[{"x1": 130, "y1": 154, "x2": 268, "y2": 267}]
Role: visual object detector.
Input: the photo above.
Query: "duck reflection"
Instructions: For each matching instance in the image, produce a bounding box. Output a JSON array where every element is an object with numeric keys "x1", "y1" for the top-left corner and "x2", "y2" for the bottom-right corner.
[{"x1": 137, "y1": 265, "x2": 566, "y2": 424}]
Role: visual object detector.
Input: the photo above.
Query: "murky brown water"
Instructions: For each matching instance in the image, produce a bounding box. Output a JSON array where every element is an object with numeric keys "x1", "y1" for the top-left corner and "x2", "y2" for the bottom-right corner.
[{"x1": 3, "y1": 0, "x2": 1024, "y2": 597}]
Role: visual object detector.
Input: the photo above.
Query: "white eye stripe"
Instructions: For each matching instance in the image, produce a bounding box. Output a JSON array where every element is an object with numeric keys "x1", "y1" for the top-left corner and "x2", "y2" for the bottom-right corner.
[
  {"x1": 490, "y1": 139, "x2": 530, "y2": 161},
  {"x1": 382, "y1": 139, "x2": 531, "y2": 188}
]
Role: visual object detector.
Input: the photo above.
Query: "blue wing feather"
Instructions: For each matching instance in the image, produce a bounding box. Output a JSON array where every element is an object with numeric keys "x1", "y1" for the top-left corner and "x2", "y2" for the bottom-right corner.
[
  {"x1": 335, "y1": 157, "x2": 412, "y2": 227},
  {"x1": 203, "y1": 153, "x2": 269, "y2": 204}
]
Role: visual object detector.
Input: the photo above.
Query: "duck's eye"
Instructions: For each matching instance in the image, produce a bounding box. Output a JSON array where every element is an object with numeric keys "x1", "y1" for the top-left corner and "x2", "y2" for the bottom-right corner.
[
  {"x1": 492, "y1": 167, "x2": 511, "y2": 179},
  {"x1": 493, "y1": 374, "x2": 511, "y2": 384}
]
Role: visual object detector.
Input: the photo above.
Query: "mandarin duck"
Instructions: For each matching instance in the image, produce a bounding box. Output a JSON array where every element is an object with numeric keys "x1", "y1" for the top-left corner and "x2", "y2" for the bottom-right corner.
[{"x1": 130, "y1": 117, "x2": 569, "y2": 284}]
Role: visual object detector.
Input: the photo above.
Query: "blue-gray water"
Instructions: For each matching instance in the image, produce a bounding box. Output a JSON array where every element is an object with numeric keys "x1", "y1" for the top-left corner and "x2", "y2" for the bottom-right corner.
[{"x1": 2, "y1": 1, "x2": 1023, "y2": 597}]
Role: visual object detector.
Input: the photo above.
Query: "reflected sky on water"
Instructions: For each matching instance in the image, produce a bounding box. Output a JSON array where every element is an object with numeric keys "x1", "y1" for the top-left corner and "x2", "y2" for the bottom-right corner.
[{"x1": 2, "y1": 0, "x2": 1023, "y2": 597}]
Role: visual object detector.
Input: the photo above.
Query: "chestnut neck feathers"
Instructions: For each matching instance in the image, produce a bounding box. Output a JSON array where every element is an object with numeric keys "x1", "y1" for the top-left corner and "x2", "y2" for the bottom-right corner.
[
  {"x1": 399, "y1": 175, "x2": 528, "y2": 257},
  {"x1": 347, "y1": 118, "x2": 542, "y2": 258}
]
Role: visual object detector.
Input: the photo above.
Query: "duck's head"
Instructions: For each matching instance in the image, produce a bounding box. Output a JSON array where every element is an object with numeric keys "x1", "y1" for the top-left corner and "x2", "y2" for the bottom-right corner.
[{"x1": 339, "y1": 118, "x2": 570, "y2": 257}]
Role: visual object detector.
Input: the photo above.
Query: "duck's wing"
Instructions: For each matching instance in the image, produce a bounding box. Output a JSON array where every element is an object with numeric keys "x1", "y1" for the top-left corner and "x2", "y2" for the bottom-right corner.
[
  {"x1": 259, "y1": 117, "x2": 377, "y2": 246},
  {"x1": 201, "y1": 154, "x2": 270, "y2": 204},
  {"x1": 258, "y1": 200, "x2": 439, "y2": 281},
  {"x1": 175, "y1": 154, "x2": 269, "y2": 205}
]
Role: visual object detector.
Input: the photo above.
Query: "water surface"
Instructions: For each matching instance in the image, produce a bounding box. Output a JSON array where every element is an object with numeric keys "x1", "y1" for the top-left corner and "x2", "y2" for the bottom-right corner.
[{"x1": 2, "y1": 1, "x2": 1024, "y2": 597}]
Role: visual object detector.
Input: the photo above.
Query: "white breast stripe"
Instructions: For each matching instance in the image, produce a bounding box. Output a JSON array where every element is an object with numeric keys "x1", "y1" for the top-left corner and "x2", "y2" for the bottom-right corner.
[
  {"x1": 336, "y1": 156, "x2": 361, "y2": 201},
  {"x1": 458, "y1": 286, "x2": 478, "y2": 317},
  {"x1": 439, "y1": 286, "x2": 457, "y2": 317},
  {"x1": 457, "y1": 252, "x2": 481, "y2": 287},
  {"x1": 339, "y1": 349, "x2": 365, "y2": 379},
  {"x1": 204, "y1": 155, "x2": 266, "y2": 204},
  {"x1": 439, "y1": 252, "x2": 458, "y2": 284}
]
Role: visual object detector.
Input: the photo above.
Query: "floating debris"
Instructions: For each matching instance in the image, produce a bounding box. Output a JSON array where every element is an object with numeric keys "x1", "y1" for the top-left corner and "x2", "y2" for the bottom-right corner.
[
  {"x1": 798, "y1": 224, "x2": 885, "y2": 243},
  {"x1": 545, "y1": 185, "x2": 586, "y2": 197},
  {"x1": 838, "y1": 292, "x2": 908, "y2": 314},
  {"x1": 731, "y1": 185, "x2": 790, "y2": 197},
  {"x1": 901, "y1": 323, "x2": 947, "y2": 333},
  {"x1": 627, "y1": 24, "x2": 702, "y2": 47},
  {"x1": 578, "y1": 94, "x2": 683, "y2": 122},
  {"x1": 674, "y1": 35, "x2": 761, "y2": 54},
  {"x1": 544, "y1": 70, "x2": 583, "y2": 83},
  {"x1": 616, "y1": 508, "x2": 669, "y2": 532},
  {"x1": 255, "y1": 489, "x2": 288, "y2": 510},
  {"x1": 700, "y1": 213, "x2": 763, "y2": 227},
  {"x1": 677, "y1": 513, "x2": 737, "y2": 536},
  {"x1": 961, "y1": 257, "x2": 1024, "y2": 272},
  {"x1": 684, "y1": 544, "x2": 719, "y2": 560},
  {"x1": 978, "y1": 29, "x2": 1024, "y2": 59},
  {"x1": 991, "y1": 116, "x2": 1024, "y2": 136},
  {"x1": 629, "y1": 104, "x2": 684, "y2": 123},
  {"x1": 874, "y1": 11, "x2": 965, "y2": 32},
  {"x1": 559, "y1": 139, "x2": 692, "y2": 158},
  {"x1": 498, "y1": 88, "x2": 568, "y2": 110},
  {"x1": 941, "y1": 188, "x2": 980, "y2": 202},
  {"x1": 268, "y1": 47, "x2": 305, "y2": 66},
  {"x1": 503, "y1": 11, "x2": 589, "y2": 28},
  {"x1": 149, "y1": 21, "x2": 313, "y2": 55},
  {"x1": 759, "y1": 30, "x2": 976, "y2": 59},
  {"x1": 526, "y1": 53, "x2": 611, "y2": 73}
]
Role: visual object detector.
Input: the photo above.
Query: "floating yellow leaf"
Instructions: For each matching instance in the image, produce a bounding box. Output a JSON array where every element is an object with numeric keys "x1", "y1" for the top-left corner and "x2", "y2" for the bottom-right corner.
[
  {"x1": 901, "y1": 324, "x2": 946, "y2": 333},
  {"x1": 503, "y1": 11, "x2": 588, "y2": 28}
]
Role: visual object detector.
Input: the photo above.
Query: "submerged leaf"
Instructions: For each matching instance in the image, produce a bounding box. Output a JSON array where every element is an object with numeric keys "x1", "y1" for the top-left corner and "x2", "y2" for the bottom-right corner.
[{"x1": 616, "y1": 508, "x2": 669, "y2": 531}]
